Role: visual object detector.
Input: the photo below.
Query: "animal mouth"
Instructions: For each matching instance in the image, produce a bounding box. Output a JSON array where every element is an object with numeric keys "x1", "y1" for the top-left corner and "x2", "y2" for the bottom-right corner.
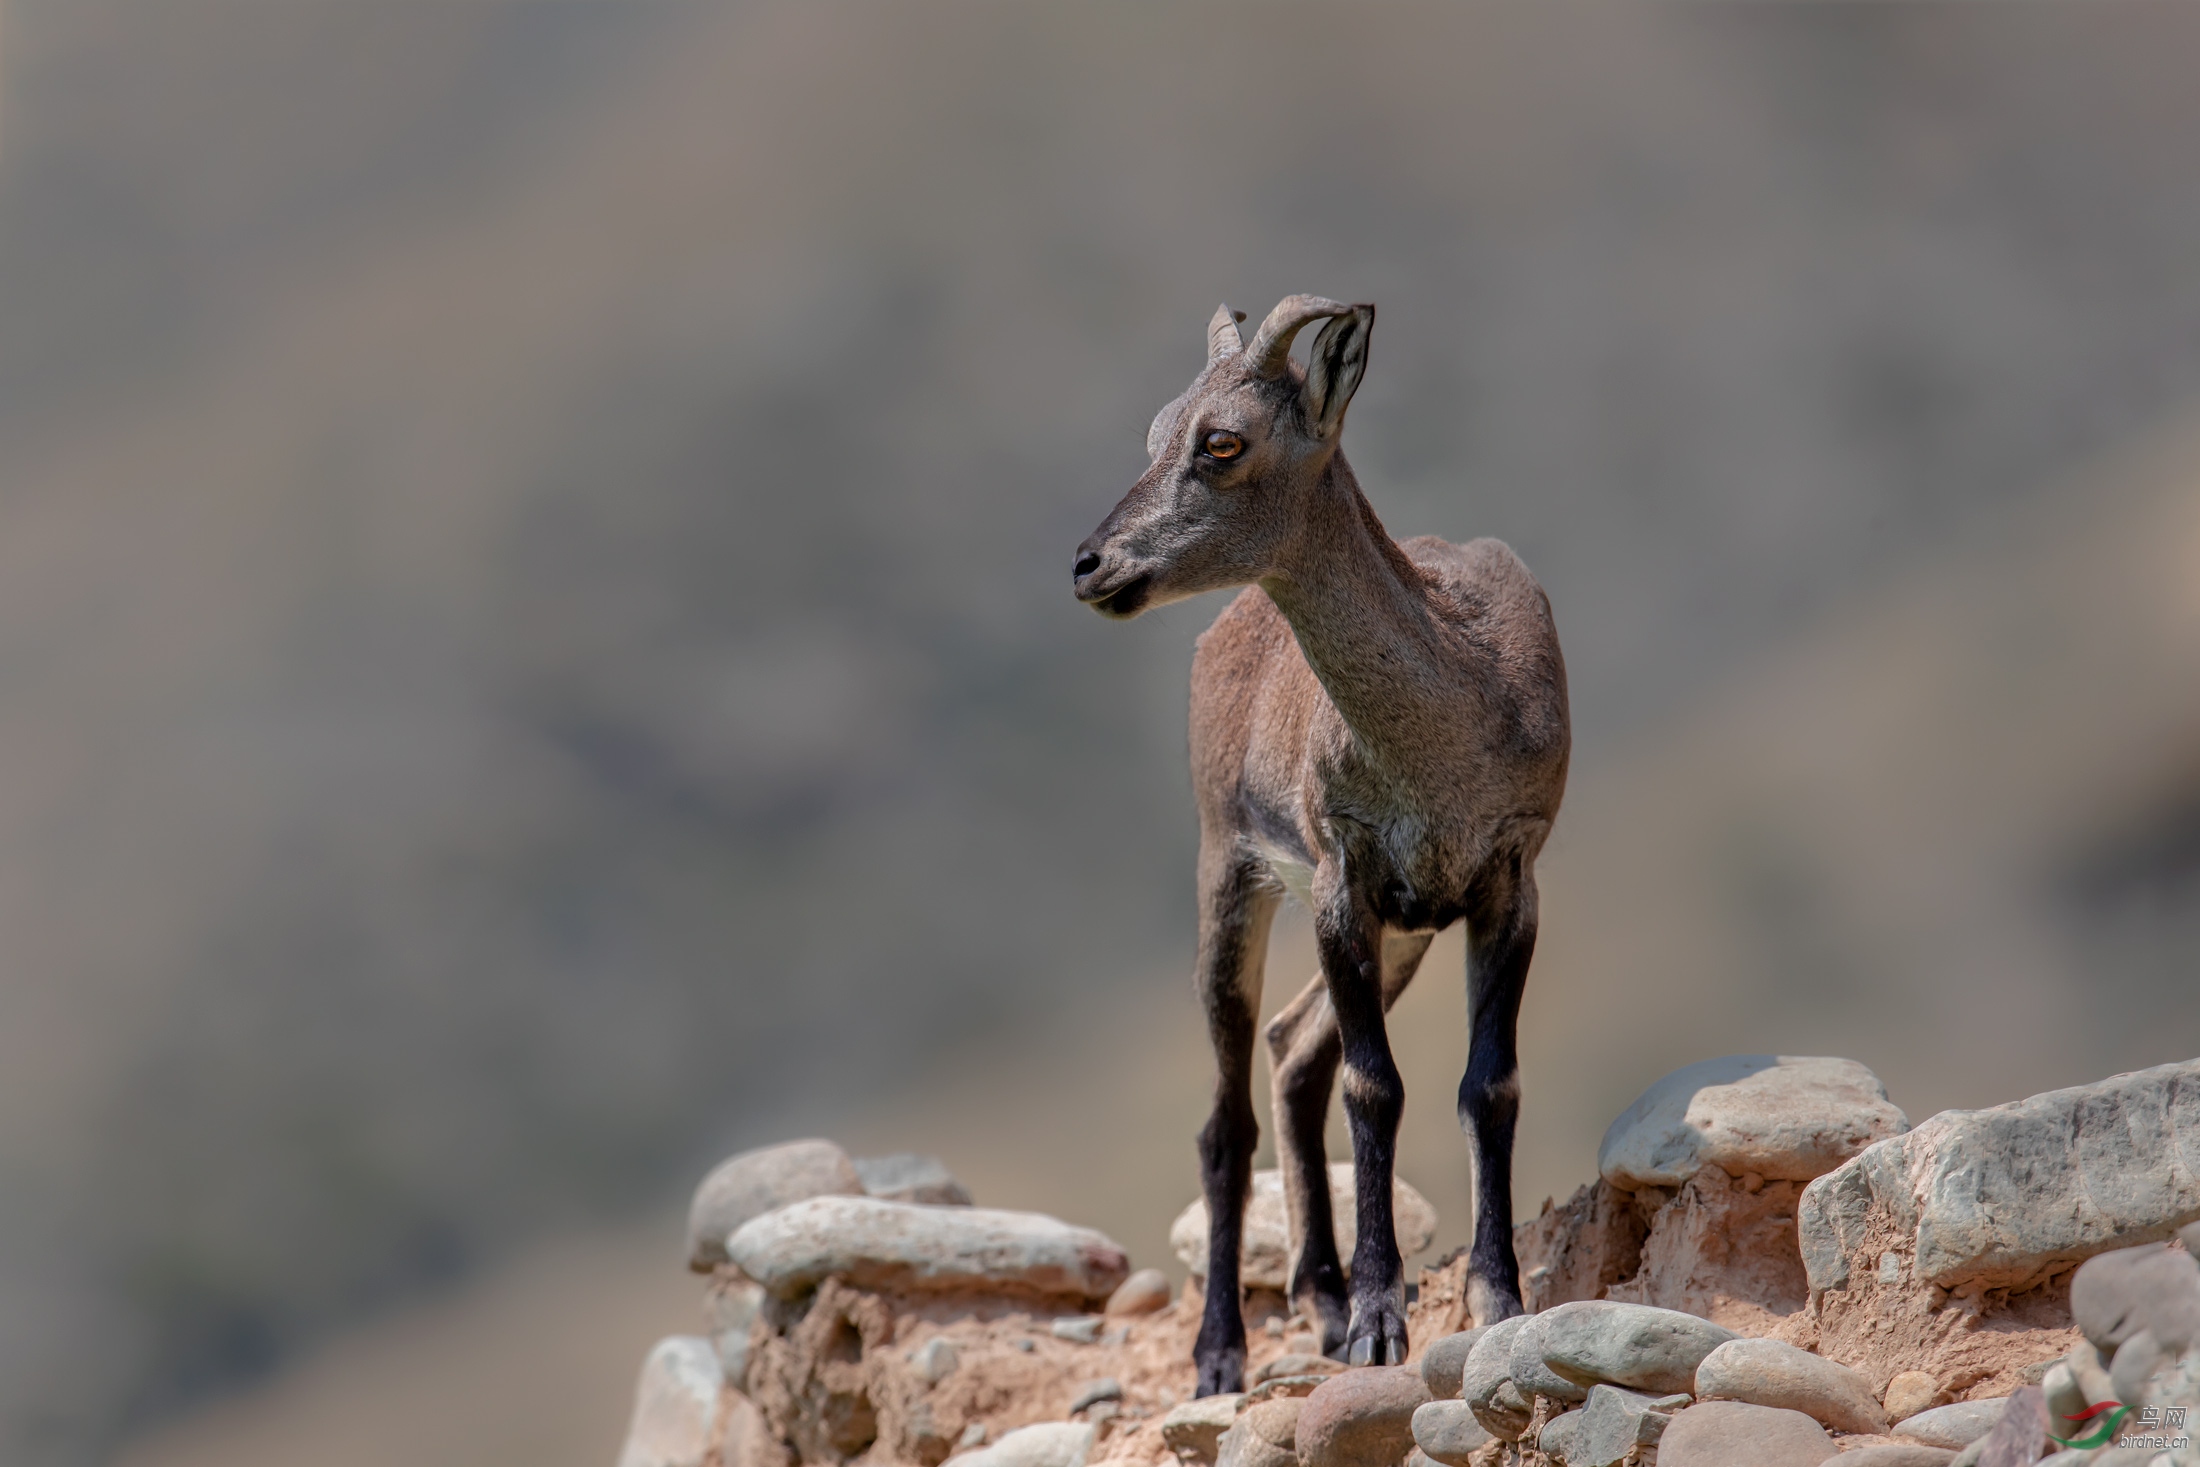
[{"x1": 1088, "y1": 573, "x2": 1151, "y2": 619}]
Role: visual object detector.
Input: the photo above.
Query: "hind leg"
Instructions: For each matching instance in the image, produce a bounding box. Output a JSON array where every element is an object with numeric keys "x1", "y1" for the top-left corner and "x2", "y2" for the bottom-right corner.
[
  {"x1": 1266, "y1": 931, "x2": 1431, "y2": 1356},
  {"x1": 1190, "y1": 843, "x2": 1280, "y2": 1396},
  {"x1": 1456, "y1": 854, "x2": 1538, "y2": 1326}
]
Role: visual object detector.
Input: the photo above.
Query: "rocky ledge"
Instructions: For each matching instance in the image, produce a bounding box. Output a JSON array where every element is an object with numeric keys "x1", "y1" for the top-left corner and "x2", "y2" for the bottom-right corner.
[{"x1": 619, "y1": 1057, "x2": 2200, "y2": 1467}]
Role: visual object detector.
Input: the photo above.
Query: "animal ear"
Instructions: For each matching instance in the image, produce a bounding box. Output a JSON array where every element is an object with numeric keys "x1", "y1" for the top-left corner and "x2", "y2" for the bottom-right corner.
[
  {"x1": 1207, "y1": 304, "x2": 1247, "y2": 364},
  {"x1": 1303, "y1": 304, "x2": 1374, "y2": 438},
  {"x1": 1147, "y1": 396, "x2": 1186, "y2": 460}
]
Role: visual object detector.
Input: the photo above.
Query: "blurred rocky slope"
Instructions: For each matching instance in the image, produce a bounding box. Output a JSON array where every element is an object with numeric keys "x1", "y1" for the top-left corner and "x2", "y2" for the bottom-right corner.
[{"x1": 6, "y1": 3, "x2": 2200, "y2": 1464}]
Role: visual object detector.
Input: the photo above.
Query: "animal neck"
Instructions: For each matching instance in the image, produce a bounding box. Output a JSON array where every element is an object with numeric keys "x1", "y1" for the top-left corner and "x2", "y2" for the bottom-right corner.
[{"x1": 1258, "y1": 453, "x2": 1448, "y2": 759}]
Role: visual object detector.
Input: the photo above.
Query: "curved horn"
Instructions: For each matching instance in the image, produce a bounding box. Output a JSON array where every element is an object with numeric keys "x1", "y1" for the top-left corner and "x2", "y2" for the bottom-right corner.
[
  {"x1": 1247, "y1": 294, "x2": 1353, "y2": 378},
  {"x1": 1207, "y1": 304, "x2": 1248, "y2": 364}
]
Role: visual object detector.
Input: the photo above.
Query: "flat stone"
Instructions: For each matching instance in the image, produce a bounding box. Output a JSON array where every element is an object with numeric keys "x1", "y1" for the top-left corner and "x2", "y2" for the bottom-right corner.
[
  {"x1": 1252, "y1": 1353, "x2": 1346, "y2": 1385},
  {"x1": 1509, "y1": 1311, "x2": 1588, "y2": 1404},
  {"x1": 726, "y1": 1196, "x2": 1129, "y2": 1300},
  {"x1": 909, "y1": 1335, "x2": 958, "y2": 1385},
  {"x1": 617, "y1": 1336, "x2": 723, "y2": 1467},
  {"x1": 1409, "y1": 1400, "x2": 1493, "y2": 1466},
  {"x1": 1892, "y1": 1399, "x2": 2010, "y2": 1450},
  {"x1": 1655, "y1": 1400, "x2": 1836, "y2": 1467},
  {"x1": 1051, "y1": 1315, "x2": 1104, "y2": 1343},
  {"x1": 1295, "y1": 1365, "x2": 1432, "y2": 1467},
  {"x1": 1242, "y1": 1375, "x2": 1329, "y2": 1405},
  {"x1": 1568, "y1": 1384, "x2": 1688, "y2": 1467},
  {"x1": 2071, "y1": 1242, "x2": 2200, "y2": 1353},
  {"x1": 1161, "y1": 1394, "x2": 1244, "y2": 1463},
  {"x1": 1693, "y1": 1336, "x2": 1886, "y2": 1433},
  {"x1": 1169, "y1": 1164, "x2": 1438, "y2": 1288},
  {"x1": 1537, "y1": 1300, "x2": 1739, "y2": 1396},
  {"x1": 1835, "y1": 1449, "x2": 1955, "y2": 1466},
  {"x1": 1459, "y1": 1317, "x2": 1533, "y2": 1440},
  {"x1": 1883, "y1": 1370, "x2": 1946, "y2": 1424},
  {"x1": 1417, "y1": 1328, "x2": 1485, "y2": 1401},
  {"x1": 1217, "y1": 1396, "x2": 1302, "y2": 1467},
  {"x1": 1105, "y1": 1268, "x2": 1173, "y2": 1317},
  {"x1": 1800, "y1": 1059, "x2": 2200, "y2": 1295},
  {"x1": 1598, "y1": 1056, "x2": 1908, "y2": 1192},
  {"x1": 1966, "y1": 1387, "x2": 2046, "y2": 1467},
  {"x1": 953, "y1": 1421, "x2": 1095, "y2": 1467},
  {"x1": 1069, "y1": 1377, "x2": 1122, "y2": 1414},
  {"x1": 687, "y1": 1138, "x2": 864, "y2": 1270},
  {"x1": 1538, "y1": 1408, "x2": 1584, "y2": 1464},
  {"x1": 853, "y1": 1152, "x2": 973, "y2": 1206}
]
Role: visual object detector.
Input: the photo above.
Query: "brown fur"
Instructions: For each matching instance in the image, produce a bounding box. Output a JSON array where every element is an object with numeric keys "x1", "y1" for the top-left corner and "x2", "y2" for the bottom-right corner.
[{"x1": 1074, "y1": 297, "x2": 1570, "y2": 1393}]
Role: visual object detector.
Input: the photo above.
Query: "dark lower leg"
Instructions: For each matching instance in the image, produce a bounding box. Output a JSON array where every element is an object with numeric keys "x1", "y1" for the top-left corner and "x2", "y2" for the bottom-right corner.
[
  {"x1": 1457, "y1": 870, "x2": 1535, "y2": 1325},
  {"x1": 1266, "y1": 981, "x2": 1347, "y2": 1351},
  {"x1": 1320, "y1": 907, "x2": 1409, "y2": 1366}
]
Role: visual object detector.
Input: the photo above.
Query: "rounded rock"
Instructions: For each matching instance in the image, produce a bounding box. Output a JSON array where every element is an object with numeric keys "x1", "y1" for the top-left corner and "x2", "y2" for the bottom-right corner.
[
  {"x1": 1160, "y1": 1395, "x2": 1243, "y2": 1463},
  {"x1": 1537, "y1": 1408, "x2": 1584, "y2": 1464},
  {"x1": 686, "y1": 1138, "x2": 865, "y2": 1271},
  {"x1": 1509, "y1": 1312, "x2": 1588, "y2": 1405},
  {"x1": 1538, "y1": 1300, "x2": 1739, "y2": 1397},
  {"x1": 1458, "y1": 1317, "x2": 1532, "y2": 1440},
  {"x1": 1105, "y1": 1268, "x2": 1173, "y2": 1317},
  {"x1": 1598, "y1": 1055, "x2": 1908, "y2": 1192},
  {"x1": 1295, "y1": 1365, "x2": 1432, "y2": 1467},
  {"x1": 1215, "y1": 1399, "x2": 1299, "y2": 1467},
  {"x1": 852, "y1": 1152, "x2": 973, "y2": 1206},
  {"x1": 1410, "y1": 1399, "x2": 1493, "y2": 1466},
  {"x1": 1891, "y1": 1399, "x2": 2008, "y2": 1451},
  {"x1": 1170, "y1": 1164, "x2": 1438, "y2": 1289},
  {"x1": 1692, "y1": 1336, "x2": 1886, "y2": 1434},
  {"x1": 1882, "y1": 1370, "x2": 1945, "y2": 1424},
  {"x1": 1655, "y1": 1400, "x2": 1836, "y2": 1467},
  {"x1": 618, "y1": 1336, "x2": 724, "y2": 1467},
  {"x1": 1417, "y1": 1328, "x2": 1486, "y2": 1401},
  {"x1": 1833, "y1": 1448, "x2": 1954, "y2": 1467},
  {"x1": 953, "y1": 1421, "x2": 1095, "y2": 1467},
  {"x1": 2070, "y1": 1242, "x2": 2200, "y2": 1354},
  {"x1": 726, "y1": 1196, "x2": 1128, "y2": 1301},
  {"x1": 1253, "y1": 1353, "x2": 1346, "y2": 1385}
]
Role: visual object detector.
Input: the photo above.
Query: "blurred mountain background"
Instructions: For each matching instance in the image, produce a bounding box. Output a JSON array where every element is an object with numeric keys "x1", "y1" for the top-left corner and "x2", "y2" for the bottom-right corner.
[{"x1": 1, "y1": 3, "x2": 2198, "y2": 1464}]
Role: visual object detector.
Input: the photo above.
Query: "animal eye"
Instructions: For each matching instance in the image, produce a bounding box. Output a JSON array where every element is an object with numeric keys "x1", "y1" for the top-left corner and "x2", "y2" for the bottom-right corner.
[{"x1": 1202, "y1": 431, "x2": 1244, "y2": 460}]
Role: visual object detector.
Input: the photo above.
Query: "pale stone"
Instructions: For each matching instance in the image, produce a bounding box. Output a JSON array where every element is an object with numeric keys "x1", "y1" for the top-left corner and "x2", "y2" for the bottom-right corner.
[
  {"x1": 1294, "y1": 1366, "x2": 1432, "y2": 1467},
  {"x1": 1169, "y1": 1164, "x2": 1438, "y2": 1288},
  {"x1": 1962, "y1": 1387, "x2": 2046, "y2": 1467},
  {"x1": 1537, "y1": 1299, "x2": 1739, "y2": 1396},
  {"x1": 1417, "y1": 1328, "x2": 1486, "y2": 1401},
  {"x1": 1252, "y1": 1353, "x2": 1345, "y2": 1385},
  {"x1": 953, "y1": 1421, "x2": 1094, "y2": 1467},
  {"x1": 1052, "y1": 1315, "x2": 1104, "y2": 1343},
  {"x1": 1410, "y1": 1399, "x2": 1493, "y2": 1465},
  {"x1": 726, "y1": 1196, "x2": 1129, "y2": 1300},
  {"x1": 1105, "y1": 1268, "x2": 1173, "y2": 1317},
  {"x1": 617, "y1": 1336, "x2": 723, "y2": 1467},
  {"x1": 1069, "y1": 1378, "x2": 1122, "y2": 1414},
  {"x1": 1883, "y1": 1370, "x2": 1946, "y2": 1424},
  {"x1": 1509, "y1": 1310, "x2": 1589, "y2": 1405},
  {"x1": 1460, "y1": 1316, "x2": 1534, "y2": 1441},
  {"x1": 1835, "y1": 1448, "x2": 1954, "y2": 1466},
  {"x1": 1161, "y1": 1394, "x2": 1244, "y2": 1463},
  {"x1": 1569, "y1": 1384, "x2": 1688, "y2": 1467},
  {"x1": 2071, "y1": 1242, "x2": 2200, "y2": 1353},
  {"x1": 1692, "y1": 1336, "x2": 1887, "y2": 1433},
  {"x1": 1598, "y1": 1056, "x2": 1908, "y2": 1192},
  {"x1": 909, "y1": 1335, "x2": 958, "y2": 1385},
  {"x1": 1217, "y1": 1398, "x2": 1300, "y2": 1467},
  {"x1": 854, "y1": 1152, "x2": 973, "y2": 1206},
  {"x1": 707, "y1": 1276, "x2": 765, "y2": 1388},
  {"x1": 1801, "y1": 1060, "x2": 2200, "y2": 1295},
  {"x1": 1655, "y1": 1400, "x2": 1836, "y2": 1467},
  {"x1": 1892, "y1": 1399, "x2": 2010, "y2": 1450},
  {"x1": 687, "y1": 1138, "x2": 864, "y2": 1270},
  {"x1": 1538, "y1": 1408, "x2": 1584, "y2": 1464}
]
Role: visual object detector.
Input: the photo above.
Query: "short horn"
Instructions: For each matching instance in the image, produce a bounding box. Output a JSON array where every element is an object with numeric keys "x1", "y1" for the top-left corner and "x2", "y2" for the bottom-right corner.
[
  {"x1": 1247, "y1": 294, "x2": 1353, "y2": 378},
  {"x1": 1207, "y1": 304, "x2": 1247, "y2": 364}
]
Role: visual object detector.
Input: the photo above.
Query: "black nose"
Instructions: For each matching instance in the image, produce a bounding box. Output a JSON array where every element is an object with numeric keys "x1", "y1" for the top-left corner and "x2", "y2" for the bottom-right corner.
[{"x1": 1073, "y1": 549, "x2": 1101, "y2": 578}]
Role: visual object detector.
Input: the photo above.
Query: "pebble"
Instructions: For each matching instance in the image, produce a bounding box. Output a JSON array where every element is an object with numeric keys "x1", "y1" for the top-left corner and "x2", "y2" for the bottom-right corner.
[
  {"x1": 1104, "y1": 1268, "x2": 1173, "y2": 1317},
  {"x1": 1068, "y1": 1378, "x2": 1121, "y2": 1414},
  {"x1": 2071, "y1": 1242, "x2": 2200, "y2": 1353},
  {"x1": 1242, "y1": 1376, "x2": 1328, "y2": 1406},
  {"x1": 1537, "y1": 1408, "x2": 1584, "y2": 1464},
  {"x1": 959, "y1": 1423, "x2": 988, "y2": 1448},
  {"x1": 910, "y1": 1336, "x2": 959, "y2": 1386},
  {"x1": 706, "y1": 1277, "x2": 764, "y2": 1388},
  {"x1": 1537, "y1": 1300, "x2": 1739, "y2": 1396},
  {"x1": 1654, "y1": 1400, "x2": 1836, "y2": 1467},
  {"x1": 1833, "y1": 1448, "x2": 1954, "y2": 1466},
  {"x1": 1168, "y1": 1164, "x2": 1439, "y2": 1289},
  {"x1": 1568, "y1": 1383, "x2": 1688, "y2": 1467},
  {"x1": 1597, "y1": 1055, "x2": 1907, "y2": 1192},
  {"x1": 1160, "y1": 1394, "x2": 1244, "y2": 1463},
  {"x1": 1962, "y1": 1386, "x2": 2045, "y2": 1467},
  {"x1": 1417, "y1": 1328, "x2": 1486, "y2": 1401},
  {"x1": 1252, "y1": 1353, "x2": 1346, "y2": 1386},
  {"x1": 1216, "y1": 1397, "x2": 1301, "y2": 1467},
  {"x1": 725, "y1": 1197, "x2": 1129, "y2": 1301},
  {"x1": 1509, "y1": 1311, "x2": 1589, "y2": 1404},
  {"x1": 1408, "y1": 1400, "x2": 1493, "y2": 1466},
  {"x1": 617, "y1": 1336, "x2": 724, "y2": 1467},
  {"x1": 853, "y1": 1152, "x2": 973, "y2": 1205},
  {"x1": 686, "y1": 1138, "x2": 865, "y2": 1271},
  {"x1": 1052, "y1": 1316, "x2": 1104, "y2": 1344},
  {"x1": 1294, "y1": 1365, "x2": 1432, "y2": 1467},
  {"x1": 1458, "y1": 1317, "x2": 1533, "y2": 1440},
  {"x1": 952, "y1": 1421, "x2": 1095, "y2": 1467},
  {"x1": 1892, "y1": 1399, "x2": 2009, "y2": 1450},
  {"x1": 1882, "y1": 1370, "x2": 1945, "y2": 1424},
  {"x1": 1692, "y1": 1336, "x2": 1886, "y2": 1433}
]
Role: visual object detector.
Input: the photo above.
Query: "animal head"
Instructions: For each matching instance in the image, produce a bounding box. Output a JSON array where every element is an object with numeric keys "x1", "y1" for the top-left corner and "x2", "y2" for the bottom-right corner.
[{"x1": 1073, "y1": 294, "x2": 1374, "y2": 618}]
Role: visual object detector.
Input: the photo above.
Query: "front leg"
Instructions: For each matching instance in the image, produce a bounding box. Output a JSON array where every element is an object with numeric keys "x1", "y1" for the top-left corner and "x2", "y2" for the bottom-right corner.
[
  {"x1": 1456, "y1": 852, "x2": 1538, "y2": 1326},
  {"x1": 1192, "y1": 843, "x2": 1279, "y2": 1396},
  {"x1": 1312, "y1": 864, "x2": 1410, "y2": 1367}
]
